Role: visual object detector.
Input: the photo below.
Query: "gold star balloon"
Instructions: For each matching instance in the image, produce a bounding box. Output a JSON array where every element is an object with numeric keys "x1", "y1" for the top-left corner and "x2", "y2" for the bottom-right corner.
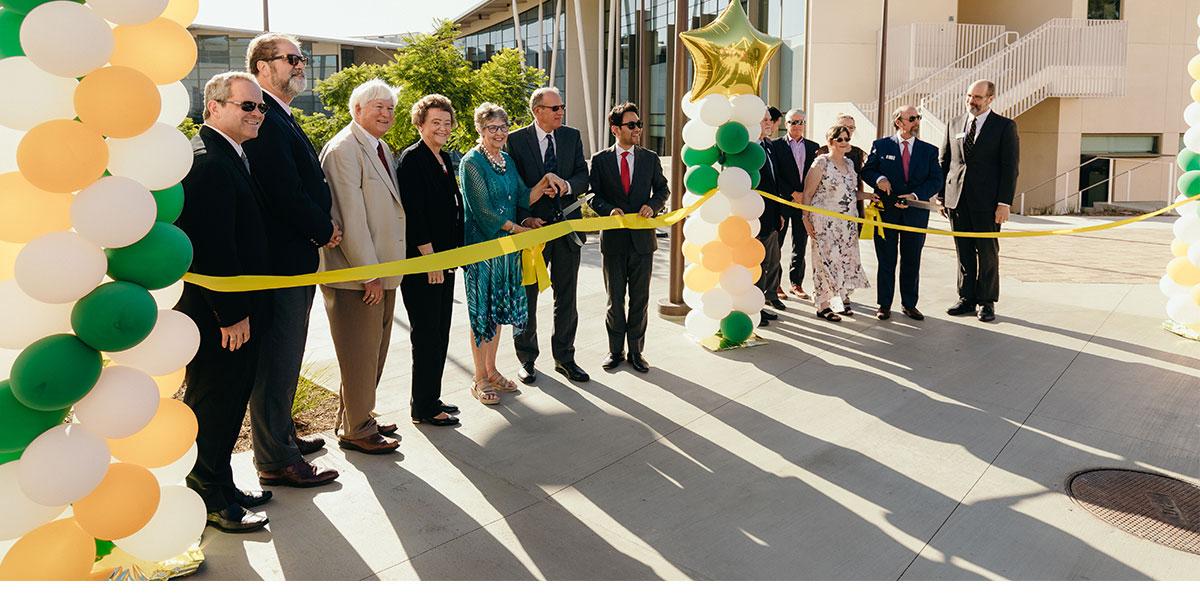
[{"x1": 680, "y1": 1, "x2": 782, "y2": 101}]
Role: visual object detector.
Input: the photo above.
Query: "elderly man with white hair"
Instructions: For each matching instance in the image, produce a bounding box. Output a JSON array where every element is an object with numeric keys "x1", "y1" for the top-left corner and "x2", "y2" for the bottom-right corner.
[{"x1": 317, "y1": 78, "x2": 406, "y2": 455}]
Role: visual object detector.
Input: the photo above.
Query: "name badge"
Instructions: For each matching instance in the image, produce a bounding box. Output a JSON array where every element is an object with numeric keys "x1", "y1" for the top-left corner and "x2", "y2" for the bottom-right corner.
[
  {"x1": 884, "y1": 155, "x2": 896, "y2": 160},
  {"x1": 955, "y1": 132, "x2": 967, "y2": 139}
]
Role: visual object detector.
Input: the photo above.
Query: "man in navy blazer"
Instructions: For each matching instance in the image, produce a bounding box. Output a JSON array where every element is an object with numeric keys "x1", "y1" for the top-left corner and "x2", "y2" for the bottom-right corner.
[{"x1": 861, "y1": 105, "x2": 943, "y2": 321}]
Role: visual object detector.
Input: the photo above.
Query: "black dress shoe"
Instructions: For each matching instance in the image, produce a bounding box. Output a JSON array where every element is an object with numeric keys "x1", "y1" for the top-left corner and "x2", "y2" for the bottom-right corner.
[
  {"x1": 627, "y1": 354, "x2": 650, "y2": 373},
  {"x1": 235, "y1": 488, "x2": 273, "y2": 509},
  {"x1": 293, "y1": 434, "x2": 325, "y2": 455},
  {"x1": 517, "y1": 362, "x2": 536, "y2": 384},
  {"x1": 602, "y1": 353, "x2": 624, "y2": 370},
  {"x1": 876, "y1": 306, "x2": 891, "y2": 320},
  {"x1": 206, "y1": 504, "x2": 268, "y2": 533},
  {"x1": 768, "y1": 297, "x2": 786, "y2": 311},
  {"x1": 412, "y1": 414, "x2": 460, "y2": 426},
  {"x1": 554, "y1": 361, "x2": 590, "y2": 382},
  {"x1": 762, "y1": 309, "x2": 778, "y2": 321},
  {"x1": 946, "y1": 300, "x2": 976, "y2": 316},
  {"x1": 438, "y1": 402, "x2": 460, "y2": 414},
  {"x1": 978, "y1": 303, "x2": 996, "y2": 322},
  {"x1": 902, "y1": 306, "x2": 925, "y2": 321},
  {"x1": 759, "y1": 312, "x2": 770, "y2": 327}
]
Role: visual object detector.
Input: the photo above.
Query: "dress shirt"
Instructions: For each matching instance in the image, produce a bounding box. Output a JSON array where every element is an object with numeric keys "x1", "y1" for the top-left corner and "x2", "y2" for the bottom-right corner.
[
  {"x1": 964, "y1": 109, "x2": 991, "y2": 143},
  {"x1": 533, "y1": 121, "x2": 571, "y2": 194},
  {"x1": 613, "y1": 142, "x2": 635, "y2": 181},
  {"x1": 204, "y1": 124, "x2": 246, "y2": 161},
  {"x1": 787, "y1": 135, "x2": 807, "y2": 170},
  {"x1": 875, "y1": 132, "x2": 918, "y2": 185},
  {"x1": 263, "y1": 88, "x2": 291, "y2": 111}
]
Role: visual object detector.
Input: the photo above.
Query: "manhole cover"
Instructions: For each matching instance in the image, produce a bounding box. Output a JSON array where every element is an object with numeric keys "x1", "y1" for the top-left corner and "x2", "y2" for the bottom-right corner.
[{"x1": 1068, "y1": 469, "x2": 1200, "y2": 555}]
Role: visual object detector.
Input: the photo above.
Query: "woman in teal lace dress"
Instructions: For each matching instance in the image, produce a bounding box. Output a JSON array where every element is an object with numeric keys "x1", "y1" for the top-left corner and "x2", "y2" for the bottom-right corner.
[{"x1": 460, "y1": 103, "x2": 566, "y2": 404}]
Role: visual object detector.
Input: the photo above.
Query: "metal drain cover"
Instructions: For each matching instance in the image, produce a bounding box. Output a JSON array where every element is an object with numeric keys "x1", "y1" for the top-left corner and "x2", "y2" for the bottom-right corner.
[{"x1": 1069, "y1": 469, "x2": 1200, "y2": 555}]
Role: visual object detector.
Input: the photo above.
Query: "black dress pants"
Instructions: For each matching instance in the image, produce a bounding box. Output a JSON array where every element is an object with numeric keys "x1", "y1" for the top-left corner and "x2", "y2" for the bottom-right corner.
[
  {"x1": 784, "y1": 214, "x2": 808, "y2": 287},
  {"x1": 401, "y1": 270, "x2": 455, "y2": 420},
  {"x1": 185, "y1": 338, "x2": 259, "y2": 512},
  {"x1": 874, "y1": 210, "x2": 926, "y2": 310},
  {"x1": 948, "y1": 207, "x2": 1001, "y2": 304},
  {"x1": 514, "y1": 235, "x2": 580, "y2": 365},
  {"x1": 603, "y1": 250, "x2": 653, "y2": 356}
]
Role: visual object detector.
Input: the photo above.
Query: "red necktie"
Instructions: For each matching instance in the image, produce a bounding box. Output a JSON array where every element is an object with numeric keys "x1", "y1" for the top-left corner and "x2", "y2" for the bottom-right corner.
[
  {"x1": 901, "y1": 140, "x2": 910, "y2": 182},
  {"x1": 620, "y1": 150, "x2": 631, "y2": 194},
  {"x1": 376, "y1": 141, "x2": 390, "y2": 173}
]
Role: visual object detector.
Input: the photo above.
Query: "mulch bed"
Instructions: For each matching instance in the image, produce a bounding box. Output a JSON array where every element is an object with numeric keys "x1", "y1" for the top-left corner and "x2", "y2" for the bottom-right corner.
[{"x1": 171, "y1": 378, "x2": 342, "y2": 454}]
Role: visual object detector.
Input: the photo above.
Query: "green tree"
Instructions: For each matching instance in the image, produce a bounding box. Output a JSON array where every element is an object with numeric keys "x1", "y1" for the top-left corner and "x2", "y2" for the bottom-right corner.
[
  {"x1": 177, "y1": 117, "x2": 199, "y2": 139},
  {"x1": 473, "y1": 47, "x2": 546, "y2": 134}
]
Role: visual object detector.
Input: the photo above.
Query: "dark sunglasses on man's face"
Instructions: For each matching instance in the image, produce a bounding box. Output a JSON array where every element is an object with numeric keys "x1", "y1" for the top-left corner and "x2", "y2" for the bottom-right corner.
[
  {"x1": 268, "y1": 53, "x2": 310, "y2": 67},
  {"x1": 619, "y1": 121, "x2": 643, "y2": 130},
  {"x1": 219, "y1": 99, "x2": 270, "y2": 114},
  {"x1": 901, "y1": 115, "x2": 922, "y2": 123},
  {"x1": 539, "y1": 104, "x2": 566, "y2": 112},
  {"x1": 787, "y1": 119, "x2": 805, "y2": 126}
]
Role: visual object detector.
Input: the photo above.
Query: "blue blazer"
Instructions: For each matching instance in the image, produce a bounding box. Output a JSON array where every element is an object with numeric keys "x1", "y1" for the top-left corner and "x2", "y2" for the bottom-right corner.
[{"x1": 861, "y1": 136, "x2": 942, "y2": 228}]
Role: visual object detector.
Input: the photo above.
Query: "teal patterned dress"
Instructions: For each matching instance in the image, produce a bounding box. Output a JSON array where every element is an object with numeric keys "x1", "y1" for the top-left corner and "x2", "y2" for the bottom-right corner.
[{"x1": 459, "y1": 147, "x2": 531, "y2": 346}]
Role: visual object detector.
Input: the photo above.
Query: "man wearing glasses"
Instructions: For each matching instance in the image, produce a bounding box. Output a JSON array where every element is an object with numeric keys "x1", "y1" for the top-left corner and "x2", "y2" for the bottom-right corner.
[
  {"x1": 589, "y1": 103, "x2": 669, "y2": 374},
  {"x1": 506, "y1": 87, "x2": 592, "y2": 384},
  {"x1": 241, "y1": 33, "x2": 341, "y2": 489},
  {"x1": 771, "y1": 109, "x2": 820, "y2": 301}
]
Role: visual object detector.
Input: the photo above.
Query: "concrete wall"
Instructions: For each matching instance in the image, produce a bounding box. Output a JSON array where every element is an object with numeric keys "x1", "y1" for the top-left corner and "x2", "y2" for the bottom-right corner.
[
  {"x1": 1013, "y1": 98, "x2": 1082, "y2": 213},
  {"x1": 957, "y1": 0, "x2": 1082, "y2": 34}
]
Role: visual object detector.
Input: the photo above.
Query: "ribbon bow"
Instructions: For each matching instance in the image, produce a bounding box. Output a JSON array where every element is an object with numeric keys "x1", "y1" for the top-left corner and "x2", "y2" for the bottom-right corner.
[
  {"x1": 521, "y1": 243, "x2": 551, "y2": 292},
  {"x1": 860, "y1": 202, "x2": 884, "y2": 240}
]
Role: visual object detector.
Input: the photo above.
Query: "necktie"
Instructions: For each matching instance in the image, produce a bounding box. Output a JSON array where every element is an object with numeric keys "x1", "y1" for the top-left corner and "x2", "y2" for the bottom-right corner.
[
  {"x1": 901, "y1": 140, "x2": 910, "y2": 181},
  {"x1": 964, "y1": 117, "x2": 977, "y2": 160},
  {"x1": 620, "y1": 150, "x2": 631, "y2": 194},
  {"x1": 761, "y1": 139, "x2": 775, "y2": 180},
  {"x1": 543, "y1": 133, "x2": 557, "y2": 174},
  {"x1": 239, "y1": 150, "x2": 251, "y2": 174},
  {"x1": 376, "y1": 141, "x2": 389, "y2": 174}
]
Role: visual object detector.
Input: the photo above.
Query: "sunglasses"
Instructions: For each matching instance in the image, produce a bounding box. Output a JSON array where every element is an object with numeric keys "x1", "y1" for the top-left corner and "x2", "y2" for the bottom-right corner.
[
  {"x1": 832, "y1": 136, "x2": 851, "y2": 143},
  {"x1": 483, "y1": 124, "x2": 510, "y2": 134},
  {"x1": 618, "y1": 121, "x2": 643, "y2": 130},
  {"x1": 900, "y1": 115, "x2": 922, "y2": 123},
  {"x1": 538, "y1": 104, "x2": 566, "y2": 112},
  {"x1": 787, "y1": 119, "x2": 805, "y2": 125},
  {"x1": 267, "y1": 53, "x2": 310, "y2": 67},
  {"x1": 218, "y1": 99, "x2": 270, "y2": 114}
]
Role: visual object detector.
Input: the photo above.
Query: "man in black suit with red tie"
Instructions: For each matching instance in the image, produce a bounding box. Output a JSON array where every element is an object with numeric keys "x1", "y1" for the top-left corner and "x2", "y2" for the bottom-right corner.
[{"x1": 589, "y1": 103, "x2": 669, "y2": 374}]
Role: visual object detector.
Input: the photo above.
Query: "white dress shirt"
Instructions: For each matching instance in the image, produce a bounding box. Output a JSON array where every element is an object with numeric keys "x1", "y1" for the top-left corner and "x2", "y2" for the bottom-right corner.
[
  {"x1": 533, "y1": 121, "x2": 570, "y2": 194},
  {"x1": 613, "y1": 142, "x2": 635, "y2": 182},
  {"x1": 204, "y1": 124, "x2": 247, "y2": 167},
  {"x1": 964, "y1": 109, "x2": 991, "y2": 142}
]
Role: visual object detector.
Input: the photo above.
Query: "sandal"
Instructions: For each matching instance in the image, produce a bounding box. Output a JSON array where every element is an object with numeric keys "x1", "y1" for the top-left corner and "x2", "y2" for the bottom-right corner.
[
  {"x1": 471, "y1": 381, "x2": 500, "y2": 405},
  {"x1": 840, "y1": 305, "x2": 853, "y2": 316},
  {"x1": 816, "y1": 308, "x2": 842, "y2": 322},
  {"x1": 488, "y1": 373, "x2": 519, "y2": 393}
]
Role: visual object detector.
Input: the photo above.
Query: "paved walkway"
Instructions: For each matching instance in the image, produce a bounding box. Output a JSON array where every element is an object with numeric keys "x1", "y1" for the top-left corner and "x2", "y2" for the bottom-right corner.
[{"x1": 194, "y1": 213, "x2": 1199, "y2": 580}]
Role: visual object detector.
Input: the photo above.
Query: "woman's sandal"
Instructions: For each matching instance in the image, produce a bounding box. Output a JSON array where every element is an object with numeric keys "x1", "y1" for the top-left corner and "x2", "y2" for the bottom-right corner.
[
  {"x1": 816, "y1": 308, "x2": 843, "y2": 322},
  {"x1": 840, "y1": 305, "x2": 853, "y2": 316},
  {"x1": 471, "y1": 381, "x2": 500, "y2": 405},
  {"x1": 488, "y1": 373, "x2": 519, "y2": 393}
]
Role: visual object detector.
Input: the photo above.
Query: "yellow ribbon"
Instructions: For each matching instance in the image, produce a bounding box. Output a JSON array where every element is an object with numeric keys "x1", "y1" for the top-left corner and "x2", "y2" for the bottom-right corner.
[
  {"x1": 859, "y1": 202, "x2": 884, "y2": 241},
  {"x1": 521, "y1": 243, "x2": 551, "y2": 292}
]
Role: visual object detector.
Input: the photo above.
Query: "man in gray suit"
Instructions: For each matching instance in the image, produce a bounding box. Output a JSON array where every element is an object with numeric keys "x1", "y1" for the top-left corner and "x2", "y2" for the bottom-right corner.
[
  {"x1": 506, "y1": 87, "x2": 591, "y2": 383},
  {"x1": 939, "y1": 79, "x2": 1019, "y2": 323}
]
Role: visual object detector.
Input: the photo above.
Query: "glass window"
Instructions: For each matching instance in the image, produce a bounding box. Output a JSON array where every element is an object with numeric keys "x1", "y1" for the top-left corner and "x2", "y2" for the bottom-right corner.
[
  {"x1": 1081, "y1": 134, "x2": 1157, "y2": 155},
  {"x1": 1087, "y1": 0, "x2": 1120, "y2": 20}
]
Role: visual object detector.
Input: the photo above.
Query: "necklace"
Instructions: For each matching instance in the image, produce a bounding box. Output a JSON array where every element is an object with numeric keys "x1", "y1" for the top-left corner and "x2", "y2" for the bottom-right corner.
[{"x1": 479, "y1": 145, "x2": 506, "y2": 175}]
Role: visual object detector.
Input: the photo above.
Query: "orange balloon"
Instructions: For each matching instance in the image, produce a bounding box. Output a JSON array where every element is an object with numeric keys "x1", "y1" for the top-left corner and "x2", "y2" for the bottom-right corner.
[
  {"x1": 0, "y1": 241, "x2": 21, "y2": 281},
  {"x1": 75, "y1": 67, "x2": 162, "y2": 139},
  {"x1": 682, "y1": 241, "x2": 702, "y2": 263},
  {"x1": 1168, "y1": 256, "x2": 1200, "y2": 287},
  {"x1": 717, "y1": 217, "x2": 751, "y2": 245},
  {"x1": 0, "y1": 172, "x2": 71, "y2": 243},
  {"x1": 73, "y1": 463, "x2": 160, "y2": 541},
  {"x1": 731, "y1": 237, "x2": 766, "y2": 268},
  {"x1": 152, "y1": 369, "x2": 185, "y2": 399},
  {"x1": 701, "y1": 240, "x2": 733, "y2": 272},
  {"x1": 0, "y1": 519, "x2": 95, "y2": 581},
  {"x1": 109, "y1": 19, "x2": 198, "y2": 85},
  {"x1": 17, "y1": 120, "x2": 109, "y2": 193},
  {"x1": 749, "y1": 265, "x2": 762, "y2": 282},
  {"x1": 108, "y1": 399, "x2": 197, "y2": 468},
  {"x1": 684, "y1": 264, "x2": 719, "y2": 293},
  {"x1": 1173, "y1": 239, "x2": 1190, "y2": 258},
  {"x1": 161, "y1": 0, "x2": 200, "y2": 26}
]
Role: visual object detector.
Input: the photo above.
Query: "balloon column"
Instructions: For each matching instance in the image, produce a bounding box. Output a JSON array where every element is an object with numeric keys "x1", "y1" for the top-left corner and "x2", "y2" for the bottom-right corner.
[
  {"x1": 677, "y1": 1, "x2": 781, "y2": 347},
  {"x1": 1163, "y1": 15, "x2": 1200, "y2": 337},
  {"x1": 0, "y1": 0, "x2": 205, "y2": 580}
]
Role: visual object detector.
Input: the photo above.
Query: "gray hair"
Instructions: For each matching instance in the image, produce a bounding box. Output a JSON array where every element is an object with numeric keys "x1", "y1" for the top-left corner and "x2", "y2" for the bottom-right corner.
[
  {"x1": 473, "y1": 102, "x2": 509, "y2": 133},
  {"x1": 786, "y1": 108, "x2": 805, "y2": 121},
  {"x1": 202, "y1": 71, "x2": 259, "y2": 120},
  {"x1": 349, "y1": 79, "x2": 398, "y2": 113},
  {"x1": 529, "y1": 86, "x2": 562, "y2": 114},
  {"x1": 834, "y1": 112, "x2": 855, "y2": 123},
  {"x1": 246, "y1": 32, "x2": 301, "y2": 75},
  {"x1": 891, "y1": 105, "x2": 918, "y2": 130}
]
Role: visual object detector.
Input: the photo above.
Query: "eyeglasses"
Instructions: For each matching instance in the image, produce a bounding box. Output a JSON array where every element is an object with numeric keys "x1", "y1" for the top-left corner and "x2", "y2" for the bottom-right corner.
[
  {"x1": 618, "y1": 121, "x2": 643, "y2": 130},
  {"x1": 483, "y1": 124, "x2": 510, "y2": 134},
  {"x1": 267, "y1": 54, "x2": 310, "y2": 67},
  {"x1": 218, "y1": 99, "x2": 270, "y2": 114},
  {"x1": 787, "y1": 119, "x2": 805, "y2": 126},
  {"x1": 832, "y1": 136, "x2": 851, "y2": 143},
  {"x1": 901, "y1": 115, "x2": 922, "y2": 123},
  {"x1": 538, "y1": 104, "x2": 566, "y2": 112}
]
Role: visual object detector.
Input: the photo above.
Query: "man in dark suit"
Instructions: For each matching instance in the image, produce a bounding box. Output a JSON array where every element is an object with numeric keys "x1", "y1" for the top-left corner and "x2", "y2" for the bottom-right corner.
[
  {"x1": 862, "y1": 105, "x2": 944, "y2": 321},
  {"x1": 175, "y1": 72, "x2": 273, "y2": 533},
  {"x1": 242, "y1": 33, "x2": 340, "y2": 488},
  {"x1": 771, "y1": 109, "x2": 820, "y2": 301},
  {"x1": 589, "y1": 103, "x2": 669, "y2": 374},
  {"x1": 755, "y1": 107, "x2": 786, "y2": 327},
  {"x1": 506, "y1": 87, "x2": 591, "y2": 383},
  {"x1": 940, "y1": 79, "x2": 1019, "y2": 323}
]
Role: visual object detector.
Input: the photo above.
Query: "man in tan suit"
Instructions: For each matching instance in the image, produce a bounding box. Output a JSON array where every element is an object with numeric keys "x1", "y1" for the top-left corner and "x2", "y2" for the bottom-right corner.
[{"x1": 319, "y1": 79, "x2": 406, "y2": 454}]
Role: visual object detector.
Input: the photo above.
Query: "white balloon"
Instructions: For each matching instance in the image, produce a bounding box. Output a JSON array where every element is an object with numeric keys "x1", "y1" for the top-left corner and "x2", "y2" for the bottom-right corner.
[
  {"x1": 748, "y1": 218, "x2": 761, "y2": 238},
  {"x1": 682, "y1": 119, "x2": 717, "y2": 149},
  {"x1": 730, "y1": 192, "x2": 765, "y2": 220},
  {"x1": 684, "y1": 309, "x2": 720, "y2": 340},
  {"x1": 681, "y1": 92, "x2": 701, "y2": 120},
  {"x1": 1173, "y1": 212, "x2": 1200, "y2": 243},
  {"x1": 683, "y1": 215, "x2": 718, "y2": 246},
  {"x1": 71, "y1": 176, "x2": 157, "y2": 248},
  {"x1": 1167, "y1": 292, "x2": 1200, "y2": 324},
  {"x1": 14, "y1": 231, "x2": 107, "y2": 304},
  {"x1": 115, "y1": 485, "x2": 205, "y2": 562},
  {"x1": 106, "y1": 123, "x2": 194, "y2": 190},
  {"x1": 1187, "y1": 103, "x2": 1200, "y2": 129},
  {"x1": 0, "y1": 57, "x2": 78, "y2": 131},
  {"x1": 682, "y1": 287, "x2": 703, "y2": 310},
  {"x1": 1186, "y1": 127, "x2": 1200, "y2": 154},
  {"x1": 699, "y1": 190, "x2": 732, "y2": 224},
  {"x1": 719, "y1": 265, "x2": 754, "y2": 293},
  {"x1": 730, "y1": 94, "x2": 767, "y2": 130},
  {"x1": 1161, "y1": 274, "x2": 1191, "y2": 298},
  {"x1": 0, "y1": 125, "x2": 20, "y2": 172},
  {"x1": 73, "y1": 366, "x2": 159, "y2": 439},
  {"x1": 718, "y1": 167, "x2": 753, "y2": 198},
  {"x1": 682, "y1": 191, "x2": 703, "y2": 208},
  {"x1": 148, "y1": 443, "x2": 196, "y2": 485},
  {"x1": 21, "y1": 1, "x2": 114, "y2": 78},
  {"x1": 731, "y1": 286, "x2": 766, "y2": 314},
  {"x1": 156, "y1": 82, "x2": 191, "y2": 126},
  {"x1": 1189, "y1": 243, "x2": 1200, "y2": 269},
  {"x1": 700, "y1": 287, "x2": 733, "y2": 320},
  {"x1": 697, "y1": 94, "x2": 733, "y2": 127},
  {"x1": 0, "y1": 462, "x2": 67, "y2": 540},
  {"x1": 150, "y1": 280, "x2": 184, "y2": 310},
  {"x1": 0, "y1": 279, "x2": 73, "y2": 349},
  {"x1": 18, "y1": 424, "x2": 111, "y2": 506},
  {"x1": 107, "y1": 310, "x2": 199, "y2": 376},
  {"x1": 86, "y1": 0, "x2": 169, "y2": 24}
]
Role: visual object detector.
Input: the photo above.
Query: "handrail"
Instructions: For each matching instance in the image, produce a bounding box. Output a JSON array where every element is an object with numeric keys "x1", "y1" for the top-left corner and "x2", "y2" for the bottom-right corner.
[
  {"x1": 1016, "y1": 155, "x2": 1175, "y2": 215},
  {"x1": 1019, "y1": 155, "x2": 1111, "y2": 194}
]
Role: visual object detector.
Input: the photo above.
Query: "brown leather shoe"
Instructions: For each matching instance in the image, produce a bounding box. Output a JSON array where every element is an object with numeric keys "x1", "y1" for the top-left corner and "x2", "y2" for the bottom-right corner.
[
  {"x1": 293, "y1": 434, "x2": 325, "y2": 455},
  {"x1": 258, "y1": 460, "x2": 339, "y2": 488},
  {"x1": 338, "y1": 433, "x2": 399, "y2": 455},
  {"x1": 377, "y1": 423, "x2": 398, "y2": 436}
]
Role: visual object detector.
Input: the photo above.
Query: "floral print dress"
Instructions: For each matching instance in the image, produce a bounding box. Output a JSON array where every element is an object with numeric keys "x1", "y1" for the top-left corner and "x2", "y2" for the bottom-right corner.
[{"x1": 808, "y1": 154, "x2": 869, "y2": 306}]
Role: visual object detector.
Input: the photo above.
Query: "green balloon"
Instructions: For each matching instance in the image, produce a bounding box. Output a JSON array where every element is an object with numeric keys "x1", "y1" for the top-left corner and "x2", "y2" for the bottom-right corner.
[
  {"x1": 0, "y1": 0, "x2": 81, "y2": 15},
  {"x1": 94, "y1": 539, "x2": 115, "y2": 562},
  {"x1": 749, "y1": 168, "x2": 762, "y2": 190},
  {"x1": 0, "y1": 380, "x2": 69, "y2": 453},
  {"x1": 719, "y1": 311, "x2": 754, "y2": 345},
  {"x1": 685, "y1": 164, "x2": 720, "y2": 195},
  {"x1": 715, "y1": 122, "x2": 750, "y2": 155},
  {"x1": 722, "y1": 142, "x2": 766, "y2": 173},
  {"x1": 1178, "y1": 149, "x2": 1200, "y2": 173},
  {"x1": 0, "y1": 9, "x2": 23, "y2": 58},
  {"x1": 682, "y1": 145, "x2": 721, "y2": 168},
  {"x1": 105, "y1": 222, "x2": 193, "y2": 290},
  {"x1": 10, "y1": 334, "x2": 102, "y2": 411},
  {"x1": 71, "y1": 281, "x2": 158, "y2": 352},
  {"x1": 0, "y1": 448, "x2": 19, "y2": 465},
  {"x1": 152, "y1": 183, "x2": 185, "y2": 223},
  {"x1": 1178, "y1": 171, "x2": 1200, "y2": 197}
]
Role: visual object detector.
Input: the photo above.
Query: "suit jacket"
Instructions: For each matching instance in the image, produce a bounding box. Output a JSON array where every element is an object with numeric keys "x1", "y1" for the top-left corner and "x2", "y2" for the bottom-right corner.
[
  {"x1": 940, "y1": 112, "x2": 1020, "y2": 211},
  {"x1": 318, "y1": 122, "x2": 406, "y2": 290},
  {"x1": 755, "y1": 137, "x2": 784, "y2": 236},
  {"x1": 174, "y1": 126, "x2": 272, "y2": 357},
  {"x1": 861, "y1": 135, "x2": 943, "y2": 228},
  {"x1": 506, "y1": 123, "x2": 590, "y2": 243},
  {"x1": 588, "y1": 145, "x2": 669, "y2": 255},
  {"x1": 396, "y1": 139, "x2": 464, "y2": 261},
  {"x1": 771, "y1": 136, "x2": 821, "y2": 217},
  {"x1": 242, "y1": 96, "x2": 334, "y2": 276}
]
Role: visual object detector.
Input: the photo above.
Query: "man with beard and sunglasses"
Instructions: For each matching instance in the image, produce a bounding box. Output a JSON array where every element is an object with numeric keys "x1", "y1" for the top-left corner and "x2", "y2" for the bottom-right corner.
[{"x1": 242, "y1": 33, "x2": 342, "y2": 489}]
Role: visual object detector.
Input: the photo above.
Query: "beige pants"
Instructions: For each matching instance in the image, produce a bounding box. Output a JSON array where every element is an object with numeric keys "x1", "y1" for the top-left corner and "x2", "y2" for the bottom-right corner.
[{"x1": 321, "y1": 285, "x2": 396, "y2": 440}]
